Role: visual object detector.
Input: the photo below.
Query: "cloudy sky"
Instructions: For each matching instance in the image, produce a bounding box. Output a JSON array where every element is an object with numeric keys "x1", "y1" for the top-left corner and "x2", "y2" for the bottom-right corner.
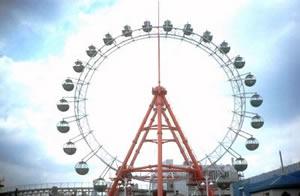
[{"x1": 0, "y1": 0, "x2": 300, "y2": 187}]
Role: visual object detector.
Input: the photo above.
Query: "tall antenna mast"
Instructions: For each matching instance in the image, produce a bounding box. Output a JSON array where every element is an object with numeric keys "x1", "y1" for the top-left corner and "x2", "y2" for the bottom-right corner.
[
  {"x1": 279, "y1": 150, "x2": 285, "y2": 174},
  {"x1": 157, "y1": 0, "x2": 161, "y2": 86}
]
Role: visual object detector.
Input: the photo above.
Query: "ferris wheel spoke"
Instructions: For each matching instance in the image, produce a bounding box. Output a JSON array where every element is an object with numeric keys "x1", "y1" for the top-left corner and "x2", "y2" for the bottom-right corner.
[
  {"x1": 96, "y1": 156, "x2": 118, "y2": 181},
  {"x1": 228, "y1": 128, "x2": 259, "y2": 151},
  {"x1": 69, "y1": 130, "x2": 94, "y2": 143},
  {"x1": 203, "y1": 154, "x2": 226, "y2": 176},
  {"x1": 81, "y1": 145, "x2": 103, "y2": 162},
  {"x1": 228, "y1": 127, "x2": 253, "y2": 139},
  {"x1": 218, "y1": 142, "x2": 241, "y2": 158},
  {"x1": 59, "y1": 96, "x2": 87, "y2": 103}
]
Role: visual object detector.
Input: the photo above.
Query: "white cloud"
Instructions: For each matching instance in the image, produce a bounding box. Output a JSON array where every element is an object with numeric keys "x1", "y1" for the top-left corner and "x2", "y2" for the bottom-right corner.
[{"x1": 2, "y1": 0, "x2": 298, "y2": 186}]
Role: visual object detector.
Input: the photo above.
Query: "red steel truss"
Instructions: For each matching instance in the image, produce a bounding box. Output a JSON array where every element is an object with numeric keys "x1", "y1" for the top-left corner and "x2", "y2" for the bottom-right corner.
[{"x1": 108, "y1": 86, "x2": 213, "y2": 196}]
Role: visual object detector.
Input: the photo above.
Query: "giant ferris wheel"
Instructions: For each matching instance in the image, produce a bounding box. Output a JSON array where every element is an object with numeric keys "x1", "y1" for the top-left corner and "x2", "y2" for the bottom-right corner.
[{"x1": 56, "y1": 13, "x2": 263, "y2": 196}]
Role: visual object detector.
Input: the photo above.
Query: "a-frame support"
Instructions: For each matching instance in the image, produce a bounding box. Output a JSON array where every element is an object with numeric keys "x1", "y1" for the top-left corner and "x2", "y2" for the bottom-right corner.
[{"x1": 108, "y1": 86, "x2": 212, "y2": 196}]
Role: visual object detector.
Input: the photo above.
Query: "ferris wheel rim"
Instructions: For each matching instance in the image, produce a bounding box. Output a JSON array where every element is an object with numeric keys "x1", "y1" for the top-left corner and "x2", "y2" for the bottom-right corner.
[{"x1": 71, "y1": 25, "x2": 247, "y2": 171}]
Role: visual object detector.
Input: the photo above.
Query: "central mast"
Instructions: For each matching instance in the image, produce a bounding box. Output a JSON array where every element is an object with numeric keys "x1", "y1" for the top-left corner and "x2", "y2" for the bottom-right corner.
[
  {"x1": 156, "y1": 1, "x2": 164, "y2": 195},
  {"x1": 157, "y1": 0, "x2": 161, "y2": 87}
]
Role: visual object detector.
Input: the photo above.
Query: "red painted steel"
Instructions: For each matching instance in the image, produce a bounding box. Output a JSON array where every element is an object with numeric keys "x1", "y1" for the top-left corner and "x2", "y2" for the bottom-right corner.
[
  {"x1": 129, "y1": 111, "x2": 157, "y2": 166},
  {"x1": 163, "y1": 96, "x2": 204, "y2": 181},
  {"x1": 161, "y1": 111, "x2": 189, "y2": 163},
  {"x1": 156, "y1": 89, "x2": 164, "y2": 195},
  {"x1": 108, "y1": 96, "x2": 156, "y2": 196},
  {"x1": 107, "y1": 86, "x2": 212, "y2": 196}
]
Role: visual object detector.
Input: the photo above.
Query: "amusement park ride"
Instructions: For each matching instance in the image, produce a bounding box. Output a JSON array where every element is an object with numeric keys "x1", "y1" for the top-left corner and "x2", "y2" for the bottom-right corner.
[{"x1": 56, "y1": 2, "x2": 263, "y2": 196}]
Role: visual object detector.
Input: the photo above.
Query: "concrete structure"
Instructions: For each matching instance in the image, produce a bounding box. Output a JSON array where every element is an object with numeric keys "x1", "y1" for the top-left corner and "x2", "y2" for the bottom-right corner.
[{"x1": 150, "y1": 160, "x2": 239, "y2": 196}]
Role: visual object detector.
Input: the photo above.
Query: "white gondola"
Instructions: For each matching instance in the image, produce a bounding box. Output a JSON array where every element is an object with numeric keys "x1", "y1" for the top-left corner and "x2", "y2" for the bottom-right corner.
[
  {"x1": 233, "y1": 56, "x2": 245, "y2": 69},
  {"x1": 63, "y1": 141, "x2": 76, "y2": 155},
  {"x1": 202, "y1": 31, "x2": 213, "y2": 43},
  {"x1": 86, "y1": 45, "x2": 97, "y2": 57},
  {"x1": 57, "y1": 120, "x2": 70, "y2": 133},
  {"x1": 250, "y1": 93, "x2": 263, "y2": 107},
  {"x1": 62, "y1": 79, "x2": 74, "y2": 91},
  {"x1": 246, "y1": 137, "x2": 259, "y2": 151},
  {"x1": 244, "y1": 74, "x2": 256, "y2": 87},
  {"x1": 57, "y1": 99, "x2": 69, "y2": 112},
  {"x1": 142, "y1": 21, "x2": 152, "y2": 32},
  {"x1": 219, "y1": 41, "x2": 230, "y2": 54},
  {"x1": 251, "y1": 115, "x2": 264, "y2": 129},
  {"x1": 122, "y1": 25, "x2": 132, "y2": 37},
  {"x1": 183, "y1": 23, "x2": 193, "y2": 35},
  {"x1": 75, "y1": 161, "x2": 89, "y2": 175},
  {"x1": 93, "y1": 178, "x2": 107, "y2": 192},
  {"x1": 163, "y1": 20, "x2": 173, "y2": 32},
  {"x1": 103, "y1": 34, "x2": 114, "y2": 45},
  {"x1": 73, "y1": 60, "x2": 84, "y2": 73},
  {"x1": 233, "y1": 157, "x2": 248, "y2": 172}
]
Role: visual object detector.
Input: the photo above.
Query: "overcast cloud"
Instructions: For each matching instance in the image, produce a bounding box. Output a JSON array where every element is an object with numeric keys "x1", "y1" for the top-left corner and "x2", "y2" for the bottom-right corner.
[{"x1": 0, "y1": 0, "x2": 299, "y2": 187}]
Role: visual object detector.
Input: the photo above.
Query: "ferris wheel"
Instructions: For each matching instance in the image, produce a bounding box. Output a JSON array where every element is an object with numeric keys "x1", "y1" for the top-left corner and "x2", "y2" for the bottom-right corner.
[{"x1": 56, "y1": 20, "x2": 263, "y2": 194}]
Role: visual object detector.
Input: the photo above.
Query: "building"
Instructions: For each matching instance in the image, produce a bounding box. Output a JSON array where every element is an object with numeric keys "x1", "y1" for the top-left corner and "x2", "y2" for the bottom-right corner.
[
  {"x1": 0, "y1": 160, "x2": 241, "y2": 196},
  {"x1": 150, "y1": 159, "x2": 239, "y2": 196},
  {"x1": 233, "y1": 162, "x2": 300, "y2": 196}
]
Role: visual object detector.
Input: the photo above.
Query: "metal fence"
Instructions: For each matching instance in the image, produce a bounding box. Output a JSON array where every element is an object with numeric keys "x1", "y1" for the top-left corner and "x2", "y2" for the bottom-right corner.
[{"x1": 0, "y1": 182, "x2": 96, "y2": 195}]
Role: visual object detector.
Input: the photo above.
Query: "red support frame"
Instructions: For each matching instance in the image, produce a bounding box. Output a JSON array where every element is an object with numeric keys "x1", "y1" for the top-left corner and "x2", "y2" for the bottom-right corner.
[{"x1": 107, "y1": 86, "x2": 213, "y2": 196}]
